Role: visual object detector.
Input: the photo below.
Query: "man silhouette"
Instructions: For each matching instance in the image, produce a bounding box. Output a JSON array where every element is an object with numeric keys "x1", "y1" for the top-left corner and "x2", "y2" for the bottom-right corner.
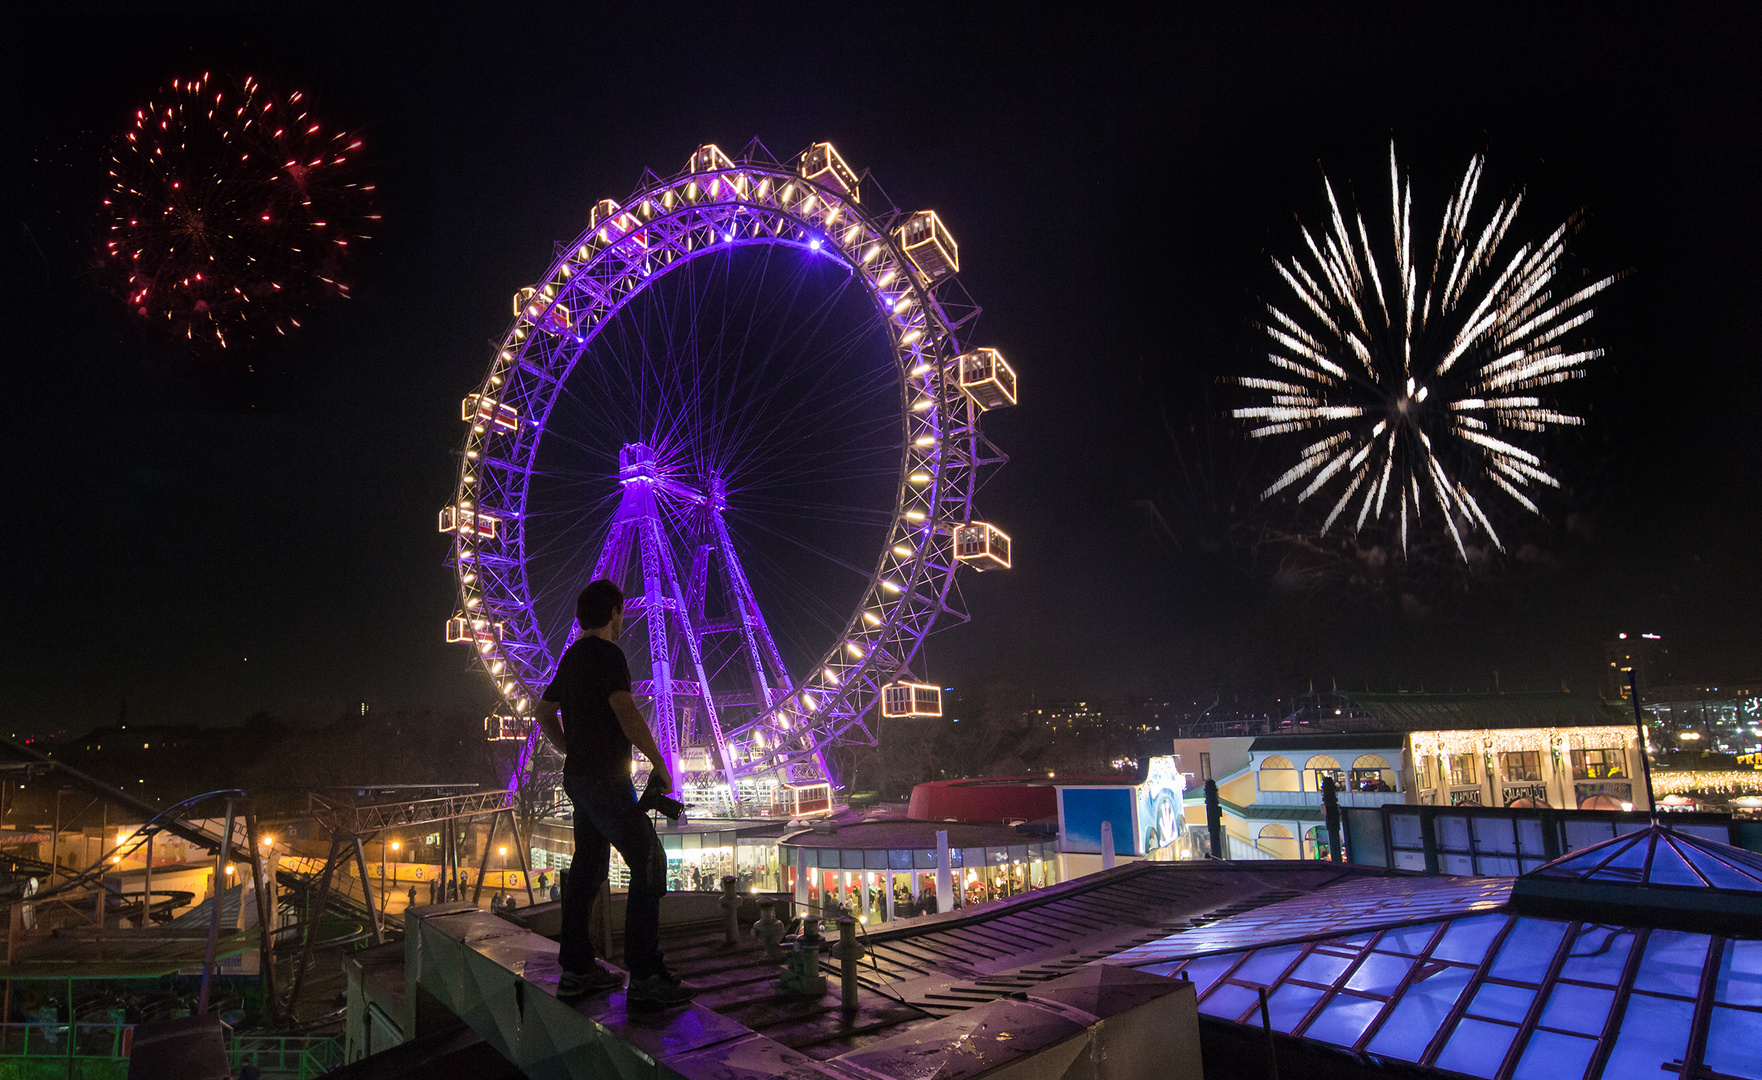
[{"x1": 534, "y1": 580, "x2": 693, "y2": 1009}]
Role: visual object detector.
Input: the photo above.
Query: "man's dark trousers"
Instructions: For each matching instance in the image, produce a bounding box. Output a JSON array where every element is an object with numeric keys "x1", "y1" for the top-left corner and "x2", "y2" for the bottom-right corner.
[{"x1": 558, "y1": 775, "x2": 666, "y2": 978}]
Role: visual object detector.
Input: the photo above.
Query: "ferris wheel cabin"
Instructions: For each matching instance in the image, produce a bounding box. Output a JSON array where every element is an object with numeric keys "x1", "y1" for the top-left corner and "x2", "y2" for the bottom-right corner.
[
  {"x1": 484, "y1": 715, "x2": 529, "y2": 741},
  {"x1": 445, "y1": 615, "x2": 502, "y2": 646},
  {"x1": 438, "y1": 503, "x2": 500, "y2": 540},
  {"x1": 881, "y1": 681, "x2": 943, "y2": 718},
  {"x1": 894, "y1": 210, "x2": 959, "y2": 282},
  {"x1": 953, "y1": 348, "x2": 1018, "y2": 411},
  {"x1": 688, "y1": 143, "x2": 736, "y2": 174},
  {"x1": 955, "y1": 522, "x2": 1011, "y2": 571},
  {"x1": 461, "y1": 393, "x2": 519, "y2": 433},
  {"x1": 798, "y1": 142, "x2": 860, "y2": 201}
]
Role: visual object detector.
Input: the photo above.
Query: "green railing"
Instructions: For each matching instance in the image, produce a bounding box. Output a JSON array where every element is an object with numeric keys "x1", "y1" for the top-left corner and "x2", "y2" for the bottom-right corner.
[
  {"x1": 0, "y1": 1022, "x2": 133, "y2": 1079},
  {"x1": 228, "y1": 1033, "x2": 344, "y2": 1078},
  {"x1": 0, "y1": 1023, "x2": 341, "y2": 1080}
]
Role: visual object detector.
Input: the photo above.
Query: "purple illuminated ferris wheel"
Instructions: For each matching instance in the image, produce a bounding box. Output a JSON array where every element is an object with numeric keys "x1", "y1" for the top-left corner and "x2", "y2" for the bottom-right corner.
[{"x1": 441, "y1": 142, "x2": 1017, "y2": 815}]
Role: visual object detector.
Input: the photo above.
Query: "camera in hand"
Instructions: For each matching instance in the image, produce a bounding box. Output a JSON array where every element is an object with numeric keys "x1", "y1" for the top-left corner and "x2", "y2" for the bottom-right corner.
[{"x1": 637, "y1": 774, "x2": 685, "y2": 821}]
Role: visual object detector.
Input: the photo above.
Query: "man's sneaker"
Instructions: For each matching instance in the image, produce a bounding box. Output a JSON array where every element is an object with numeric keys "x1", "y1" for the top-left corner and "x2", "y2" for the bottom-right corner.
[
  {"x1": 557, "y1": 964, "x2": 624, "y2": 999},
  {"x1": 627, "y1": 972, "x2": 696, "y2": 1010}
]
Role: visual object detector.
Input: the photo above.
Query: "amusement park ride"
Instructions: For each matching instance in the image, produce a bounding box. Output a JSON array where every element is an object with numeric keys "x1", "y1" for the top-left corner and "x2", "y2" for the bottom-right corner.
[{"x1": 442, "y1": 142, "x2": 1016, "y2": 817}]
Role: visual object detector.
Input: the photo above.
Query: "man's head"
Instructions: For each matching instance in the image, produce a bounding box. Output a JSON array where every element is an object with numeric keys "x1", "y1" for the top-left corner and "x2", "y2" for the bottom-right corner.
[{"x1": 576, "y1": 579, "x2": 625, "y2": 639}]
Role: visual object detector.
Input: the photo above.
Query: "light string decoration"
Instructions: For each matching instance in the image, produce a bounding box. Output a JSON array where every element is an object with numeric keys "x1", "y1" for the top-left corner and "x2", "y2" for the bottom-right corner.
[
  {"x1": 1651, "y1": 771, "x2": 1762, "y2": 798},
  {"x1": 1234, "y1": 143, "x2": 1618, "y2": 558},
  {"x1": 1407, "y1": 726, "x2": 1634, "y2": 760}
]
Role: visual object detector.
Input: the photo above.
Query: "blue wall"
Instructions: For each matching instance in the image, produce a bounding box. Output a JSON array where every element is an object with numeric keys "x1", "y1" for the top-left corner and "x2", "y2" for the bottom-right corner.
[{"x1": 1058, "y1": 787, "x2": 1137, "y2": 855}]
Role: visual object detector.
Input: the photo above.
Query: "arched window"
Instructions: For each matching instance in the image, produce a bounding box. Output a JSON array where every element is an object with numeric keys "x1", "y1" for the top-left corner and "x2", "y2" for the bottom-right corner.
[
  {"x1": 1351, "y1": 754, "x2": 1394, "y2": 792},
  {"x1": 1304, "y1": 824, "x2": 1334, "y2": 860},
  {"x1": 1306, "y1": 754, "x2": 1345, "y2": 793},
  {"x1": 1257, "y1": 824, "x2": 1299, "y2": 859},
  {"x1": 1258, "y1": 755, "x2": 1299, "y2": 792}
]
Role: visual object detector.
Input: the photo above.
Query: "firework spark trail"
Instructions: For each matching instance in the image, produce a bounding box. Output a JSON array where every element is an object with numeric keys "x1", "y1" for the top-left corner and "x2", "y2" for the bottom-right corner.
[
  {"x1": 102, "y1": 73, "x2": 378, "y2": 350},
  {"x1": 1234, "y1": 142, "x2": 1616, "y2": 560}
]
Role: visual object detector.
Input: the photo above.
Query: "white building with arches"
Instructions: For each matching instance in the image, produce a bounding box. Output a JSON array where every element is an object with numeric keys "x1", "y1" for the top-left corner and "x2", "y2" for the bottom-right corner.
[{"x1": 1170, "y1": 692, "x2": 1646, "y2": 861}]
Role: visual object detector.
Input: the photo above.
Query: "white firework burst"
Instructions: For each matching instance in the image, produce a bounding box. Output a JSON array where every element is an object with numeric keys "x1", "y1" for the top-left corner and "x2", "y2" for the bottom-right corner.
[{"x1": 1234, "y1": 142, "x2": 1617, "y2": 560}]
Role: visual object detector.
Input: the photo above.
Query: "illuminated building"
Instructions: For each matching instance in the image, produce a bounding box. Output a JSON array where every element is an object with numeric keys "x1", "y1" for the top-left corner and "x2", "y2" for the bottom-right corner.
[{"x1": 1173, "y1": 692, "x2": 1649, "y2": 861}]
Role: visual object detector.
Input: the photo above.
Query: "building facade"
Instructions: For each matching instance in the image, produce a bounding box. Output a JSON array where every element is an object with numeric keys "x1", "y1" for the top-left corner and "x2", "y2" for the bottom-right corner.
[{"x1": 1173, "y1": 693, "x2": 1649, "y2": 861}]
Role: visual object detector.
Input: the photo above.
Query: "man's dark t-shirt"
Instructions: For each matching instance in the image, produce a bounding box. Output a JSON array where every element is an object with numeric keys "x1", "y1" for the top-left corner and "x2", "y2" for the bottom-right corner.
[{"x1": 542, "y1": 636, "x2": 633, "y2": 783}]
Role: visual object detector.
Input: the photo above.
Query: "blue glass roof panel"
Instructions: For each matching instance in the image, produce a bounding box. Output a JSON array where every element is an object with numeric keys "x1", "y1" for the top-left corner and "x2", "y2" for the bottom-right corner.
[
  {"x1": 1466, "y1": 982, "x2": 1535, "y2": 1024},
  {"x1": 1590, "y1": 835, "x2": 1652, "y2": 882},
  {"x1": 1267, "y1": 981, "x2": 1325, "y2": 1032},
  {"x1": 1366, "y1": 964, "x2": 1474, "y2": 1061},
  {"x1": 1511, "y1": 1030, "x2": 1598, "y2": 1080},
  {"x1": 1346, "y1": 952, "x2": 1416, "y2": 996},
  {"x1": 1704, "y1": 1007, "x2": 1762, "y2": 1080},
  {"x1": 1302, "y1": 992, "x2": 1384, "y2": 1047},
  {"x1": 1177, "y1": 952, "x2": 1241, "y2": 995},
  {"x1": 1489, "y1": 918, "x2": 1569, "y2": 984},
  {"x1": 1690, "y1": 848, "x2": 1762, "y2": 891},
  {"x1": 1600, "y1": 992, "x2": 1696, "y2": 1080},
  {"x1": 1198, "y1": 981, "x2": 1262, "y2": 1023},
  {"x1": 1643, "y1": 836, "x2": 1706, "y2": 887},
  {"x1": 1232, "y1": 944, "x2": 1306, "y2": 986},
  {"x1": 1434, "y1": 1017, "x2": 1519, "y2": 1079},
  {"x1": 1380, "y1": 922, "x2": 1447, "y2": 956},
  {"x1": 1535, "y1": 833, "x2": 1638, "y2": 879},
  {"x1": 1716, "y1": 939, "x2": 1762, "y2": 1007},
  {"x1": 1559, "y1": 924, "x2": 1638, "y2": 985},
  {"x1": 1631, "y1": 930, "x2": 1713, "y2": 997},
  {"x1": 1433, "y1": 913, "x2": 1510, "y2": 964},
  {"x1": 1292, "y1": 949, "x2": 1353, "y2": 986},
  {"x1": 1536, "y1": 981, "x2": 1615, "y2": 1035}
]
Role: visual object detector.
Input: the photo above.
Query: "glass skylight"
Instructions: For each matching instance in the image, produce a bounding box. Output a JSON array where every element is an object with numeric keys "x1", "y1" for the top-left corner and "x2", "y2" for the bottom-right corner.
[{"x1": 1138, "y1": 913, "x2": 1761, "y2": 1080}]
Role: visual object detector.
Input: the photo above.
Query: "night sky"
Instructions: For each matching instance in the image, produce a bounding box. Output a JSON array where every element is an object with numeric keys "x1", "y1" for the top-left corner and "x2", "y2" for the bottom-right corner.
[{"x1": 5, "y1": 6, "x2": 1759, "y2": 736}]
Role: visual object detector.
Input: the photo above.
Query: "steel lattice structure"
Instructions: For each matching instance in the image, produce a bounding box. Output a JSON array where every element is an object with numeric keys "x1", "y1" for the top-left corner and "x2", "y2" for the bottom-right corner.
[{"x1": 442, "y1": 142, "x2": 1014, "y2": 811}]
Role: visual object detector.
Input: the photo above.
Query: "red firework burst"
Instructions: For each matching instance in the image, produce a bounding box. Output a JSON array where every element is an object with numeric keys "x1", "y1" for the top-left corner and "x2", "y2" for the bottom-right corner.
[{"x1": 102, "y1": 73, "x2": 377, "y2": 350}]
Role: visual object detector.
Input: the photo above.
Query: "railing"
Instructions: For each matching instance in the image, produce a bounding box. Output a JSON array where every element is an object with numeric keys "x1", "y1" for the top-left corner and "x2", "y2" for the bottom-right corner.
[
  {"x1": 0, "y1": 1021, "x2": 134, "y2": 1064},
  {"x1": 1225, "y1": 835, "x2": 1290, "y2": 861},
  {"x1": 307, "y1": 789, "x2": 514, "y2": 834},
  {"x1": 1344, "y1": 803, "x2": 1762, "y2": 876},
  {"x1": 230, "y1": 1033, "x2": 344, "y2": 1078},
  {"x1": 1252, "y1": 790, "x2": 1408, "y2": 809}
]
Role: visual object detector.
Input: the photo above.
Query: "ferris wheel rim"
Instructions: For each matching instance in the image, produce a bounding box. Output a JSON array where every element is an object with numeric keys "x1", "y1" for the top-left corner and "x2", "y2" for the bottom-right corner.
[{"x1": 447, "y1": 142, "x2": 994, "y2": 782}]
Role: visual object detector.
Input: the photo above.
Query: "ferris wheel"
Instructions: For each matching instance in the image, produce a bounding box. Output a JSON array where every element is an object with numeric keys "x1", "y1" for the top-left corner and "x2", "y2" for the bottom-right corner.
[{"x1": 441, "y1": 141, "x2": 1016, "y2": 814}]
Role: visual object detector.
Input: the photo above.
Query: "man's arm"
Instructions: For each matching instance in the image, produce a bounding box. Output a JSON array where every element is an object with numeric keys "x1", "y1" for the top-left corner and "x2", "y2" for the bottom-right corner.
[
  {"x1": 609, "y1": 691, "x2": 672, "y2": 791},
  {"x1": 534, "y1": 699, "x2": 564, "y2": 750}
]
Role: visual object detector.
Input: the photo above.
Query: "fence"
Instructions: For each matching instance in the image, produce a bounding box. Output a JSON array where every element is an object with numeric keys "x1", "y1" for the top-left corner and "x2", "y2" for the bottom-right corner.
[
  {"x1": 229, "y1": 1033, "x2": 344, "y2": 1078},
  {"x1": 0, "y1": 1021, "x2": 133, "y2": 1079},
  {"x1": 1225, "y1": 835, "x2": 1285, "y2": 861},
  {"x1": 1342, "y1": 803, "x2": 1762, "y2": 876},
  {"x1": 0, "y1": 1022, "x2": 340, "y2": 1080}
]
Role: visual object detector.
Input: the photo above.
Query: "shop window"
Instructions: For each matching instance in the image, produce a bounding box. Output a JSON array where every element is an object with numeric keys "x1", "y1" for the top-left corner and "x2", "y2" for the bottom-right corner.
[
  {"x1": 1572, "y1": 748, "x2": 1627, "y2": 780},
  {"x1": 1500, "y1": 751, "x2": 1543, "y2": 782},
  {"x1": 1259, "y1": 755, "x2": 1299, "y2": 792},
  {"x1": 1350, "y1": 754, "x2": 1393, "y2": 791},
  {"x1": 1445, "y1": 753, "x2": 1479, "y2": 787},
  {"x1": 1306, "y1": 755, "x2": 1346, "y2": 793}
]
